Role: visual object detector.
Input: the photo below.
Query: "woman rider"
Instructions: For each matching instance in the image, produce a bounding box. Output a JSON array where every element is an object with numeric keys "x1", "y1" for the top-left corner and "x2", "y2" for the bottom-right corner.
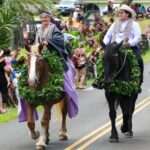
[{"x1": 23, "y1": 11, "x2": 78, "y2": 119}]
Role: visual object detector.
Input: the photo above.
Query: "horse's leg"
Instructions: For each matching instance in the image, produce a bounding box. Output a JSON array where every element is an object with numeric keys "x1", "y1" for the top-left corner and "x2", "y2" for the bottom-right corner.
[
  {"x1": 27, "y1": 103, "x2": 39, "y2": 140},
  {"x1": 36, "y1": 103, "x2": 52, "y2": 150},
  {"x1": 124, "y1": 93, "x2": 138, "y2": 137},
  {"x1": 120, "y1": 96, "x2": 133, "y2": 137},
  {"x1": 105, "y1": 91, "x2": 119, "y2": 142},
  {"x1": 59, "y1": 96, "x2": 68, "y2": 141}
]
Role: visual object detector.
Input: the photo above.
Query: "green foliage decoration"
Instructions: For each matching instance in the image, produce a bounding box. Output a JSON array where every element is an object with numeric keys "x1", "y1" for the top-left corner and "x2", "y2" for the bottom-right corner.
[
  {"x1": 96, "y1": 49, "x2": 141, "y2": 96},
  {"x1": 18, "y1": 51, "x2": 64, "y2": 105}
]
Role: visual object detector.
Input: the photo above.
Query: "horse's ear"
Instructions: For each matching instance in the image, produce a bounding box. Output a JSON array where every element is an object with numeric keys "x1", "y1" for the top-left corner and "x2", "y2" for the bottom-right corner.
[
  {"x1": 115, "y1": 41, "x2": 123, "y2": 50},
  {"x1": 24, "y1": 42, "x2": 31, "y2": 52},
  {"x1": 99, "y1": 39, "x2": 106, "y2": 49},
  {"x1": 38, "y1": 43, "x2": 43, "y2": 53}
]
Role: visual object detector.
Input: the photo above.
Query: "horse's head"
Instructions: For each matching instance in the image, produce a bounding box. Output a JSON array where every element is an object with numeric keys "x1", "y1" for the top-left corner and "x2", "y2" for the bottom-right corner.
[
  {"x1": 100, "y1": 40, "x2": 123, "y2": 86},
  {"x1": 25, "y1": 43, "x2": 45, "y2": 87}
]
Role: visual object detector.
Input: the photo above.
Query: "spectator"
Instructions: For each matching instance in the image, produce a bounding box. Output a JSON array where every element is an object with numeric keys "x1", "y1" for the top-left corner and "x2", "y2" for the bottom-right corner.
[
  {"x1": 107, "y1": 1, "x2": 113, "y2": 16},
  {"x1": 131, "y1": 4, "x2": 137, "y2": 12},
  {"x1": 137, "y1": 5, "x2": 146, "y2": 19},
  {"x1": 3, "y1": 49, "x2": 18, "y2": 107},
  {"x1": 89, "y1": 47, "x2": 100, "y2": 78},
  {"x1": 145, "y1": 25, "x2": 150, "y2": 48},
  {"x1": 72, "y1": 43, "x2": 87, "y2": 89},
  {"x1": 73, "y1": 8, "x2": 79, "y2": 20},
  {"x1": 0, "y1": 50, "x2": 9, "y2": 114},
  {"x1": 66, "y1": 14, "x2": 73, "y2": 30}
]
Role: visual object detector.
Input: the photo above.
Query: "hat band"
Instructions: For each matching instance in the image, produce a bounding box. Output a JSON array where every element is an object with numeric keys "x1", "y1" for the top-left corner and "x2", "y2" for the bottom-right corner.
[{"x1": 40, "y1": 13, "x2": 51, "y2": 17}]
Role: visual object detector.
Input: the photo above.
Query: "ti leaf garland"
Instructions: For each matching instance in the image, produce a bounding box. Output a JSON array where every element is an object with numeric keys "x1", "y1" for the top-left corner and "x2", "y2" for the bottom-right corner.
[
  {"x1": 96, "y1": 49, "x2": 141, "y2": 96},
  {"x1": 18, "y1": 51, "x2": 64, "y2": 105}
]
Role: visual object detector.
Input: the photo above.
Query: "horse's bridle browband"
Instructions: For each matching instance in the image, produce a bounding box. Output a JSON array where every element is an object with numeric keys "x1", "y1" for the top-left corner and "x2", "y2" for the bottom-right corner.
[{"x1": 113, "y1": 51, "x2": 127, "y2": 77}]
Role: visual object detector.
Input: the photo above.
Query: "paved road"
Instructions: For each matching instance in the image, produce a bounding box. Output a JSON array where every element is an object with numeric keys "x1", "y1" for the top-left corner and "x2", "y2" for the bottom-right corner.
[{"x1": 0, "y1": 62, "x2": 150, "y2": 150}]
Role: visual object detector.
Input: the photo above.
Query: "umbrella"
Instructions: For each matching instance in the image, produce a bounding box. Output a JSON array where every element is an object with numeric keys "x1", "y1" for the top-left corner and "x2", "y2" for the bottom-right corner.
[{"x1": 63, "y1": 33, "x2": 77, "y2": 41}]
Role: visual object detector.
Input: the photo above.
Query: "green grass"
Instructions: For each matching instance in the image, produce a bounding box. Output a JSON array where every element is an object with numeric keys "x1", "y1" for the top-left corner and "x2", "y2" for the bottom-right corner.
[
  {"x1": 142, "y1": 48, "x2": 150, "y2": 63},
  {"x1": 138, "y1": 18, "x2": 150, "y2": 34},
  {"x1": 0, "y1": 106, "x2": 43, "y2": 124},
  {"x1": 0, "y1": 107, "x2": 18, "y2": 123}
]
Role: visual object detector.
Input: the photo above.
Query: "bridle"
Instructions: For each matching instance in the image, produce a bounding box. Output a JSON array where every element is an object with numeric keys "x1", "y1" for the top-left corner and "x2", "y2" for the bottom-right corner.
[
  {"x1": 27, "y1": 52, "x2": 42, "y2": 57},
  {"x1": 27, "y1": 52, "x2": 44, "y2": 85},
  {"x1": 113, "y1": 51, "x2": 127, "y2": 78}
]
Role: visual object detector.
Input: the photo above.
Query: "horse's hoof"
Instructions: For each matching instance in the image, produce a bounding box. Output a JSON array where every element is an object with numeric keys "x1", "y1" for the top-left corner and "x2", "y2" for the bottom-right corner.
[
  {"x1": 109, "y1": 136, "x2": 119, "y2": 143},
  {"x1": 124, "y1": 131, "x2": 133, "y2": 138},
  {"x1": 29, "y1": 130, "x2": 40, "y2": 140},
  {"x1": 36, "y1": 145, "x2": 46, "y2": 150},
  {"x1": 45, "y1": 137, "x2": 49, "y2": 145},
  {"x1": 59, "y1": 132, "x2": 68, "y2": 141},
  {"x1": 120, "y1": 125, "x2": 128, "y2": 133}
]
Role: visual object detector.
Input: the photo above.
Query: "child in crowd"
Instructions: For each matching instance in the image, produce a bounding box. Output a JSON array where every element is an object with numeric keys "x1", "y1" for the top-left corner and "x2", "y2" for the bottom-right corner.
[
  {"x1": 3, "y1": 49, "x2": 18, "y2": 88},
  {"x1": 3, "y1": 49, "x2": 18, "y2": 107}
]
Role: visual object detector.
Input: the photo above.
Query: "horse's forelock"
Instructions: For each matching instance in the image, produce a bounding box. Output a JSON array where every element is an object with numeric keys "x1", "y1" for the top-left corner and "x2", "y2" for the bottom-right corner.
[{"x1": 30, "y1": 44, "x2": 41, "y2": 54}]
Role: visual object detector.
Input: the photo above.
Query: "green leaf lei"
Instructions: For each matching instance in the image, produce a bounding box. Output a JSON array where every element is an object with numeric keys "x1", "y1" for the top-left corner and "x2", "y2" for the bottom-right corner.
[
  {"x1": 18, "y1": 51, "x2": 64, "y2": 105},
  {"x1": 96, "y1": 49, "x2": 141, "y2": 96}
]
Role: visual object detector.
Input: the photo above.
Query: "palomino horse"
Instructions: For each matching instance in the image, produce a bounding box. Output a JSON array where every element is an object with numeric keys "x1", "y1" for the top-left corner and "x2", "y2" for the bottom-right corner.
[
  {"x1": 24, "y1": 43, "x2": 68, "y2": 150},
  {"x1": 100, "y1": 41, "x2": 139, "y2": 142}
]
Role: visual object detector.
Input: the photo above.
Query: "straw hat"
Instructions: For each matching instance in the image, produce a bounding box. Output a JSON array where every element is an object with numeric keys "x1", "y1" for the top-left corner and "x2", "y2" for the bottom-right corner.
[{"x1": 119, "y1": 4, "x2": 135, "y2": 18}]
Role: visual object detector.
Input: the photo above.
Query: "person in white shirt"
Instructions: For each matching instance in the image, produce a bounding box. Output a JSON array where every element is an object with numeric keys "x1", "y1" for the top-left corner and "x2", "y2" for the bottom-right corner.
[{"x1": 103, "y1": 4, "x2": 144, "y2": 92}]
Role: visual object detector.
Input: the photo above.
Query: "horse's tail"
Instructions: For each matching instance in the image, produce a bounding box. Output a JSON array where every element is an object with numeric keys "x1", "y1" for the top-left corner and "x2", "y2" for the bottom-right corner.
[{"x1": 55, "y1": 100, "x2": 64, "y2": 120}]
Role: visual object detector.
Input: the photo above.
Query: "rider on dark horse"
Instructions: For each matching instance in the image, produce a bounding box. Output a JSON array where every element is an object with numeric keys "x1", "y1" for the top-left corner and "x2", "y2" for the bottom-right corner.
[
  {"x1": 103, "y1": 4, "x2": 144, "y2": 93},
  {"x1": 21, "y1": 11, "x2": 78, "y2": 121}
]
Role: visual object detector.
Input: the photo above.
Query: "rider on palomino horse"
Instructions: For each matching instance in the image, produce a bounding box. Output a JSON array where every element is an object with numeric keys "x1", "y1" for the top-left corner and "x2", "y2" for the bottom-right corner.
[
  {"x1": 19, "y1": 11, "x2": 78, "y2": 122},
  {"x1": 103, "y1": 4, "x2": 144, "y2": 93}
]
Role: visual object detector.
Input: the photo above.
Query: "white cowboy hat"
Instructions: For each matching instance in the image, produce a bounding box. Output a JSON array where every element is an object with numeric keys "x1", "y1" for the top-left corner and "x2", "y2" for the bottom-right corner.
[
  {"x1": 0, "y1": 50, "x2": 4, "y2": 57},
  {"x1": 119, "y1": 4, "x2": 135, "y2": 18}
]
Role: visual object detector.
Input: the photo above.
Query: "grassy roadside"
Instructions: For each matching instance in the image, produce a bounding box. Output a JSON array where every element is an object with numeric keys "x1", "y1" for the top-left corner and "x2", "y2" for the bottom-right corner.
[
  {"x1": 0, "y1": 107, "x2": 18, "y2": 123},
  {"x1": 0, "y1": 106, "x2": 42, "y2": 124},
  {"x1": 142, "y1": 49, "x2": 150, "y2": 63}
]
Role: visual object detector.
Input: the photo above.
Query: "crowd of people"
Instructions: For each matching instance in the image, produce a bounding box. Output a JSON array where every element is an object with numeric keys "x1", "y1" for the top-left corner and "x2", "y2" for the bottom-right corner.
[
  {"x1": 131, "y1": 3, "x2": 150, "y2": 19},
  {"x1": 0, "y1": 49, "x2": 18, "y2": 114},
  {"x1": 0, "y1": 2, "x2": 150, "y2": 115}
]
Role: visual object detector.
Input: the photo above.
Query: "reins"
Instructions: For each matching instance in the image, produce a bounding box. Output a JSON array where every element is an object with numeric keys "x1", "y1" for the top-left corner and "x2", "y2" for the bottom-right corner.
[{"x1": 113, "y1": 51, "x2": 127, "y2": 77}]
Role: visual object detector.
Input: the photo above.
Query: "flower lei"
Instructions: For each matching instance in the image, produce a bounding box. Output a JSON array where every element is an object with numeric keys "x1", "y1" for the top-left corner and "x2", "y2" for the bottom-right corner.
[
  {"x1": 96, "y1": 49, "x2": 141, "y2": 96},
  {"x1": 18, "y1": 51, "x2": 64, "y2": 105}
]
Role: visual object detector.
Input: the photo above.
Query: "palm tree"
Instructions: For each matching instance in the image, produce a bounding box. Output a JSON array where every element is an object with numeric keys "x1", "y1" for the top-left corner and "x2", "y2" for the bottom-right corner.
[
  {"x1": 7, "y1": 0, "x2": 53, "y2": 50},
  {"x1": 0, "y1": 0, "x2": 18, "y2": 49},
  {"x1": 0, "y1": 0, "x2": 53, "y2": 50}
]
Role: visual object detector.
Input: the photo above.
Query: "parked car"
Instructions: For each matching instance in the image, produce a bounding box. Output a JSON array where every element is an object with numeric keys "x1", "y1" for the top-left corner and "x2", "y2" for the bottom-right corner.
[
  {"x1": 60, "y1": 7, "x2": 75, "y2": 15},
  {"x1": 54, "y1": 0, "x2": 78, "y2": 16}
]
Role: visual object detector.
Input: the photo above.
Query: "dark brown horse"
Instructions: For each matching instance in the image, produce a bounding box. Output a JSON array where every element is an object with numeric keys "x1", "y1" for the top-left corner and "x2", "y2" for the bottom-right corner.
[
  {"x1": 101, "y1": 41, "x2": 139, "y2": 142},
  {"x1": 24, "y1": 43, "x2": 68, "y2": 150}
]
